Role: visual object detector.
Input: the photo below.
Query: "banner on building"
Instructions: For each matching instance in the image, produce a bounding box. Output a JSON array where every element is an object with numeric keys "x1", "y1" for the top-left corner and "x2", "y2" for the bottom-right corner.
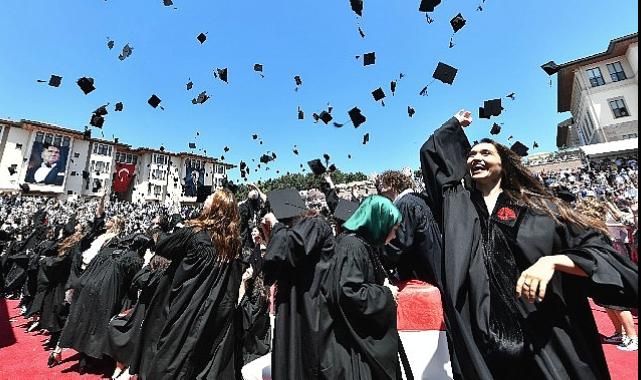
[
  {"x1": 113, "y1": 162, "x2": 136, "y2": 193},
  {"x1": 24, "y1": 141, "x2": 70, "y2": 188},
  {"x1": 183, "y1": 166, "x2": 205, "y2": 197}
]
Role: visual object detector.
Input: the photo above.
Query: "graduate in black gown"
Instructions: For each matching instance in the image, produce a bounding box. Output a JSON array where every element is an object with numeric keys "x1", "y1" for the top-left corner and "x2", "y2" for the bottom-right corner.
[
  {"x1": 57, "y1": 229, "x2": 148, "y2": 372},
  {"x1": 324, "y1": 195, "x2": 403, "y2": 380},
  {"x1": 260, "y1": 190, "x2": 336, "y2": 380},
  {"x1": 105, "y1": 254, "x2": 171, "y2": 380},
  {"x1": 420, "y1": 110, "x2": 639, "y2": 380},
  {"x1": 132, "y1": 189, "x2": 243, "y2": 380}
]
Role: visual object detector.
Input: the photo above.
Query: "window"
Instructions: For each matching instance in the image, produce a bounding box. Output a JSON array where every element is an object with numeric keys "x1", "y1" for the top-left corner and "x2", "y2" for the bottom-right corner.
[
  {"x1": 115, "y1": 152, "x2": 138, "y2": 164},
  {"x1": 606, "y1": 61, "x2": 627, "y2": 82},
  {"x1": 35, "y1": 132, "x2": 44, "y2": 143},
  {"x1": 93, "y1": 143, "x2": 112, "y2": 156},
  {"x1": 586, "y1": 67, "x2": 605, "y2": 87},
  {"x1": 609, "y1": 98, "x2": 630, "y2": 118},
  {"x1": 154, "y1": 154, "x2": 168, "y2": 166},
  {"x1": 153, "y1": 185, "x2": 163, "y2": 196}
]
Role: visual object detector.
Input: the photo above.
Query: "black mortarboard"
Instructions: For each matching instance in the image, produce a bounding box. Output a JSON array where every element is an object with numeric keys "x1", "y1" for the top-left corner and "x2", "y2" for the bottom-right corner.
[
  {"x1": 479, "y1": 107, "x2": 489, "y2": 119},
  {"x1": 48, "y1": 75, "x2": 62, "y2": 87},
  {"x1": 333, "y1": 199, "x2": 360, "y2": 222},
  {"x1": 450, "y1": 13, "x2": 466, "y2": 33},
  {"x1": 15, "y1": 143, "x2": 23, "y2": 149},
  {"x1": 419, "y1": 0, "x2": 441, "y2": 12},
  {"x1": 319, "y1": 111, "x2": 333, "y2": 124},
  {"x1": 363, "y1": 133, "x2": 370, "y2": 145},
  {"x1": 481, "y1": 99, "x2": 503, "y2": 118},
  {"x1": 216, "y1": 68, "x2": 228, "y2": 83},
  {"x1": 186, "y1": 81, "x2": 193, "y2": 90},
  {"x1": 254, "y1": 64, "x2": 263, "y2": 72},
  {"x1": 510, "y1": 141, "x2": 529, "y2": 157},
  {"x1": 83, "y1": 128, "x2": 91, "y2": 139},
  {"x1": 433, "y1": 62, "x2": 457, "y2": 85},
  {"x1": 118, "y1": 44, "x2": 133, "y2": 61},
  {"x1": 308, "y1": 159, "x2": 326, "y2": 175},
  {"x1": 252, "y1": 134, "x2": 259, "y2": 140},
  {"x1": 260, "y1": 154, "x2": 273, "y2": 164},
  {"x1": 189, "y1": 143, "x2": 196, "y2": 149},
  {"x1": 372, "y1": 87, "x2": 386, "y2": 101},
  {"x1": 554, "y1": 186, "x2": 577, "y2": 204},
  {"x1": 294, "y1": 75, "x2": 302, "y2": 86},
  {"x1": 390, "y1": 80, "x2": 397, "y2": 95},
  {"x1": 107, "y1": 39, "x2": 115, "y2": 49},
  {"x1": 297, "y1": 106, "x2": 304, "y2": 120},
  {"x1": 533, "y1": 141, "x2": 540, "y2": 149},
  {"x1": 148, "y1": 94, "x2": 162, "y2": 108},
  {"x1": 358, "y1": 27, "x2": 366, "y2": 38},
  {"x1": 363, "y1": 52, "x2": 376, "y2": 66},
  {"x1": 89, "y1": 105, "x2": 108, "y2": 128},
  {"x1": 333, "y1": 122, "x2": 345, "y2": 128},
  {"x1": 541, "y1": 61, "x2": 560, "y2": 76},
  {"x1": 293, "y1": 148, "x2": 299, "y2": 155},
  {"x1": 8, "y1": 165, "x2": 17, "y2": 176},
  {"x1": 350, "y1": 0, "x2": 363, "y2": 16},
  {"x1": 348, "y1": 107, "x2": 366, "y2": 128},
  {"x1": 490, "y1": 122, "x2": 502, "y2": 135},
  {"x1": 224, "y1": 146, "x2": 230, "y2": 152},
  {"x1": 191, "y1": 91, "x2": 210, "y2": 104},
  {"x1": 408, "y1": 106, "x2": 416, "y2": 118},
  {"x1": 267, "y1": 189, "x2": 307, "y2": 220},
  {"x1": 197, "y1": 33, "x2": 207, "y2": 44},
  {"x1": 115, "y1": 102, "x2": 124, "y2": 111},
  {"x1": 197, "y1": 186, "x2": 212, "y2": 203},
  {"x1": 77, "y1": 77, "x2": 95, "y2": 94},
  {"x1": 323, "y1": 153, "x2": 331, "y2": 163},
  {"x1": 164, "y1": 0, "x2": 173, "y2": 5},
  {"x1": 506, "y1": 92, "x2": 516, "y2": 100}
]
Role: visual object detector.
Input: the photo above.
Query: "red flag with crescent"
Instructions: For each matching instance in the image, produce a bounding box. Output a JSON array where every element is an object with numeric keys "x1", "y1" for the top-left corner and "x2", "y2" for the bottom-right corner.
[{"x1": 113, "y1": 162, "x2": 136, "y2": 193}]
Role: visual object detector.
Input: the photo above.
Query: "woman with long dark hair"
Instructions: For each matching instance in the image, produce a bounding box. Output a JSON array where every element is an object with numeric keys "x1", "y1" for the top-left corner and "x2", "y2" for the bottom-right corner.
[
  {"x1": 420, "y1": 110, "x2": 638, "y2": 379},
  {"x1": 132, "y1": 189, "x2": 243, "y2": 380}
]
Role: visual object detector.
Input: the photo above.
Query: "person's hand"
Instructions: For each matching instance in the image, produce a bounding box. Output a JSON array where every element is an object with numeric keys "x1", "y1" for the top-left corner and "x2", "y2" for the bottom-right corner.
[
  {"x1": 384, "y1": 278, "x2": 399, "y2": 303},
  {"x1": 454, "y1": 109, "x2": 473, "y2": 127},
  {"x1": 516, "y1": 256, "x2": 556, "y2": 303},
  {"x1": 242, "y1": 267, "x2": 254, "y2": 282},
  {"x1": 262, "y1": 213, "x2": 278, "y2": 229}
]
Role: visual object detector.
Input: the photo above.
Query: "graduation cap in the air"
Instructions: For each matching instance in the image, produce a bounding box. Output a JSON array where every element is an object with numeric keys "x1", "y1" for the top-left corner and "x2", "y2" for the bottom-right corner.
[
  {"x1": 350, "y1": 0, "x2": 363, "y2": 16},
  {"x1": 163, "y1": 0, "x2": 174, "y2": 6},
  {"x1": 490, "y1": 122, "x2": 502, "y2": 135},
  {"x1": 267, "y1": 189, "x2": 308, "y2": 220},
  {"x1": 186, "y1": 80, "x2": 194, "y2": 90},
  {"x1": 363, "y1": 52, "x2": 376, "y2": 66},
  {"x1": 148, "y1": 94, "x2": 163, "y2": 109},
  {"x1": 8, "y1": 164, "x2": 17, "y2": 176},
  {"x1": 297, "y1": 106, "x2": 305, "y2": 120},
  {"x1": 114, "y1": 102, "x2": 124, "y2": 112},
  {"x1": 118, "y1": 44, "x2": 133, "y2": 61},
  {"x1": 197, "y1": 33, "x2": 207, "y2": 44},
  {"x1": 479, "y1": 99, "x2": 503, "y2": 119},
  {"x1": 319, "y1": 111, "x2": 333, "y2": 124},
  {"x1": 408, "y1": 106, "x2": 416, "y2": 118},
  {"x1": 294, "y1": 75, "x2": 303, "y2": 90},
  {"x1": 358, "y1": 27, "x2": 366, "y2": 38},
  {"x1": 506, "y1": 92, "x2": 516, "y2": 100},
  {"x1": 260, "y1": 154, "x2": 274, "y2": 165},
  {"x1": 15, "y1": 143, "x2": 23, "y2": 149},
  {"x1": 254, "y1": 64, "x2": 264, "y2": 77},
  {"x1": 533, "y1": 141, "x2": 540, "y2": 149},
  {"x1": 107, "y1": 39, "x2": 115, "y2": 50},
  {"x1": 419, "y1": 0, "x2": 441, "y2": 12},
  {"x1": 510, "y1": 141, "x2": 529, "y2": 157},
  {"x1": 83, "y1": 128, "x2": 91, "y2": 139},
  {"x1": 433, "y1": 62, "x2": 458, "y2": 85},
  {"x1": 450, "y1": 13, "x2": 466, "y2": 33},
  {"x1": 541, "y1": 61, "x2": 560, "y2": 76},
  {"x1": 89, "y1": 105, "x2": 109, "y2": 128},
  {"x1": 363, "y1": 133, "x2": 370, "y2": 145},
  {"x1": 333, "y1": 199, "x2": 360, "y2": 223},
  {"x1": 77, "y1": 77, "x2": 95, "y2": 94},
  {"x1": 348, "y1": 107, "x2": 366, "y2": 128},
  {"x1": 191, "y1": 91, "x2": 210, "y2": 105},
  {"x1": 372, "y1": 88, "x2": 386, "y2": 105},
  {"x1": 308, "y1": 159, "x2": 327, "y2": 175},
  {"x1": 224, "y1": 146, "x2": 230, "y2": 153},
  {"x1": 48, "y1": 75, "x2": 62, "y2": 87},
  {"x1": 215, "y1": 68, "x2": 228, "y2": 83},
  {"x1": 390, "y1": 80, "x2": 397, "y2": 96},
  {"x1": 189, "y1": 143, "x2": 196, "y2": 149}
]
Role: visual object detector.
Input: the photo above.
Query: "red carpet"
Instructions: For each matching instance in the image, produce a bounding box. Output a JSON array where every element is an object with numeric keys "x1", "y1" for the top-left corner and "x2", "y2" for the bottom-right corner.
[{"x1": 0, "y1": 298, "x2": 637, "y2": 379}]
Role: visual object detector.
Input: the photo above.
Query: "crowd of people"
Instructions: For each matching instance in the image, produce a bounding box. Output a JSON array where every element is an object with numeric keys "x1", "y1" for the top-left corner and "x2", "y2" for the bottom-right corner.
[{"x1": 1, "y1": 110, "x2": 638, "y2": 380}]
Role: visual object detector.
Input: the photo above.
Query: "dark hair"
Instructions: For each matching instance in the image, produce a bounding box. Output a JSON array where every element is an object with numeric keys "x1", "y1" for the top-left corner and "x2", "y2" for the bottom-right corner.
[
  {"x1": 475, "y1": 139, "x2": 605, "y2": 234},
  {"x1": 376, "y1": 170, "x2": 414, "y2": 194},
  {"x1": 149, "y1": 254, "x2": 171, "y2": 271}
]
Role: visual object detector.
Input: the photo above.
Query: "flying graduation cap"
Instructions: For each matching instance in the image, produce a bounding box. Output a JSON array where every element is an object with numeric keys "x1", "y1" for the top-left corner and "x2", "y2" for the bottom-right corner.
[
  {"x1": 319, "y1": 111, "x2": 333, "y2": 124},
  {"x1": 189, "y1": 143, "x2": 197, "y2": 149},
  {"x1": 47, "y1": 75, "x2": 62, "y2": 87},
  {"x1": 186, "y1": 80, "x2": 194, "y2": 90},
  {"x1": 408, "y1": 106, "x2": 416, "y2": 118},
  {"x1": 350, "y1": 0, "x2": 363, "y2": 16},
  {"x1": 490, "y1": 122, "x2": 502, "y2": 135},
  {"x1": 479, "y1": 99, "x2": 503, "y2": 119},
  {"x1": 308, "y1": 159, "x2": 327, "y2": 175},
  {"x1": 89, "y1": 104, "x2": 109, "y2": 128},
  {"x1": 191, "y1": 91, "x2": 210, "y2": 105},
  {"x1": 294, "y1": 75, "x2": 303, "y2": 90},
  {"x1": 214, "y1": 68, "x2": 228, "y2": 83},
  {"x1": 363, "y1": 133, "x2": 370, "y2": 145},
  {"x1": 391, "y1": 80, "x2": 397, "y2": 96},
  {"x1": 363, "y1": 52, "x2": 376, "y2": 66},
  {"x1": 297, "y1": 106, "x2": 305, "y2": 120},
  {"x1": 348, "y1": 107, "x2": 367, "y2": 128},
  {"x1": 510, "y1": 141, "x2": 529, "y2": 157},
  {"x1": 254, "y1": 64, "x2": 264, "y2": 78},
  {"x1": 107, "y1": 39, "x2": 115, "y2": 50},
  {"x1": 114, "y1": 102, "x2": 124, "y2": 111},
  {"x1": 419, "y1": 0, "x2": 442, "y2": 12},
  {"x1": 148, "y1": 94, "x2": 163, "y2": 109},
  {"x1": 197, "y1": 33, "x2": 207, "y2": 44},
  {"x1": 372, "y1": 87, "x2": 386, "y2": 105},
  {"x1": 77, "y1": 77, "x2": 96, "y2": 95},
  {"x1": 118, "y1": 44, "x2": 133, "y2": 61},
  {"x1": 541, "y1": 61, "x2": 560, "y2": 76},
  {"x1": 450, "y1": 13, "x2": 466, "y2": 33},
  {"x1": 433, "y1": 62, "x2": 458, "y2": 85}
]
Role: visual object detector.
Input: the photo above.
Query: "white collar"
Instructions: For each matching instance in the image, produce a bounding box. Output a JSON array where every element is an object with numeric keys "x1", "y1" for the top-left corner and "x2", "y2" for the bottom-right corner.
[{"x1": 394, "y1": 188, "x2": 415, "y2": 203}]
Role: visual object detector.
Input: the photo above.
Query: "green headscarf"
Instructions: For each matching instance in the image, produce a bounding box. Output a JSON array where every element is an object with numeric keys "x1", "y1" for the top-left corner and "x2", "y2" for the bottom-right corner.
[{"x1": 343, "y1": 195, "x2": 402, "y2": 245}]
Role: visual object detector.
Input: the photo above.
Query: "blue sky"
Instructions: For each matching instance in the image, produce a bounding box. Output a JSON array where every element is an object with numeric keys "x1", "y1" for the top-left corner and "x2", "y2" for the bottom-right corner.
[{"x1": 0, "y1": 0, "x2": 638, "y2": 181}]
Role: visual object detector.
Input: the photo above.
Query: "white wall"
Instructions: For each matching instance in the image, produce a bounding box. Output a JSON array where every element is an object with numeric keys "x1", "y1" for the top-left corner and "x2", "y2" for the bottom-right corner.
[
  {"x1": 0, "y1": 126, "x2": 31, "y2": 191},
  {"x1": 64, "y1": 139, "x2": 90, "y2": 196}
]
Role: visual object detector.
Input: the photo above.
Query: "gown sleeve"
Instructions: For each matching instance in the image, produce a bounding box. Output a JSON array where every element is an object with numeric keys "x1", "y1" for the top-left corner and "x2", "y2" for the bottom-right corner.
[
  {"x1": 154, "y1": 227, "x2": 193, "y2": 261},
  {"x1": 557, "y1": 223, "x2": 638, "y2": 308},
  {"x1": 420, "y1": 116, "x2": 471, "y2": 225}
]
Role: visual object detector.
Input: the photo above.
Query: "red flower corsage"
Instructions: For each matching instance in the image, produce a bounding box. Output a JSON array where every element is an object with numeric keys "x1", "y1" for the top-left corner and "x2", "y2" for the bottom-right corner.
[{"x1": 497, "y1": 207, "x2": 517, "y2": 222}]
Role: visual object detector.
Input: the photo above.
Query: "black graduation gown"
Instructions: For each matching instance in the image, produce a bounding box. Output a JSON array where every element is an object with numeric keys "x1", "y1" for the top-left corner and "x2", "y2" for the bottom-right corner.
[
  {"x1": 236, "y1": 283, "x2": 272, "y2": 365},
  {"x1": 325, "y1": 233, "x2": 401, "y2": 380},
  {"x1": 262, "y1": 217, "x2": 336, "y2": 380},
  {"x1": 58, "y1": 243, "x2": 143, "y2": 359},
  {"x1": 33, "y1": 252, "x2": 72, "y2": 333},
  {"x1": 383, "y1": 192, "x2": 442, "y2": 286},
  {"x1": 420, "y1": 117, "x2": 639, "y2": 380},
  {"x1": 132, "y1": 227, "x2": 242, "y2": 380},
  {"x1": 104, "y1": 266, "x2": 165, "y2": 367},
  {"x1": 25, "y1": 239, "x2": 59, "y2": 317}
]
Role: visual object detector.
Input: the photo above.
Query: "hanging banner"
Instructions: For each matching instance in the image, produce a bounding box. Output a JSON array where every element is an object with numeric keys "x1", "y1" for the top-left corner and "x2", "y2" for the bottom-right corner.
[{"x1": 113, "y1": 162, "x2": 136, "y2": 193}]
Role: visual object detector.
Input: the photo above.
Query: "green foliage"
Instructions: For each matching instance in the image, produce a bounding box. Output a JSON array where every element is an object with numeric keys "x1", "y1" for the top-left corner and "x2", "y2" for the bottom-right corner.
[{"x1": 231, "y1": 171, "x2": 369, "y2": 201}]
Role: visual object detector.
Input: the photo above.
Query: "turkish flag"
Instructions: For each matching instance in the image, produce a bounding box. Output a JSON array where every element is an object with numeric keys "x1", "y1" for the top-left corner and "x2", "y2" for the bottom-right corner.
[{"x1": 113, "y1": 162, "x2": 136, "y2": 193}]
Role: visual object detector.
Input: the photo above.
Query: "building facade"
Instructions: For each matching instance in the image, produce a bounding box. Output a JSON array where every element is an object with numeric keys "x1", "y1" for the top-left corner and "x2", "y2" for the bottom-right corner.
[
  {"x1": 552, "y1": 33, "x2": 638, "y2": 148},
  {"x1": 0, "y1": 119, "x2": 234, "y2": 204}
]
